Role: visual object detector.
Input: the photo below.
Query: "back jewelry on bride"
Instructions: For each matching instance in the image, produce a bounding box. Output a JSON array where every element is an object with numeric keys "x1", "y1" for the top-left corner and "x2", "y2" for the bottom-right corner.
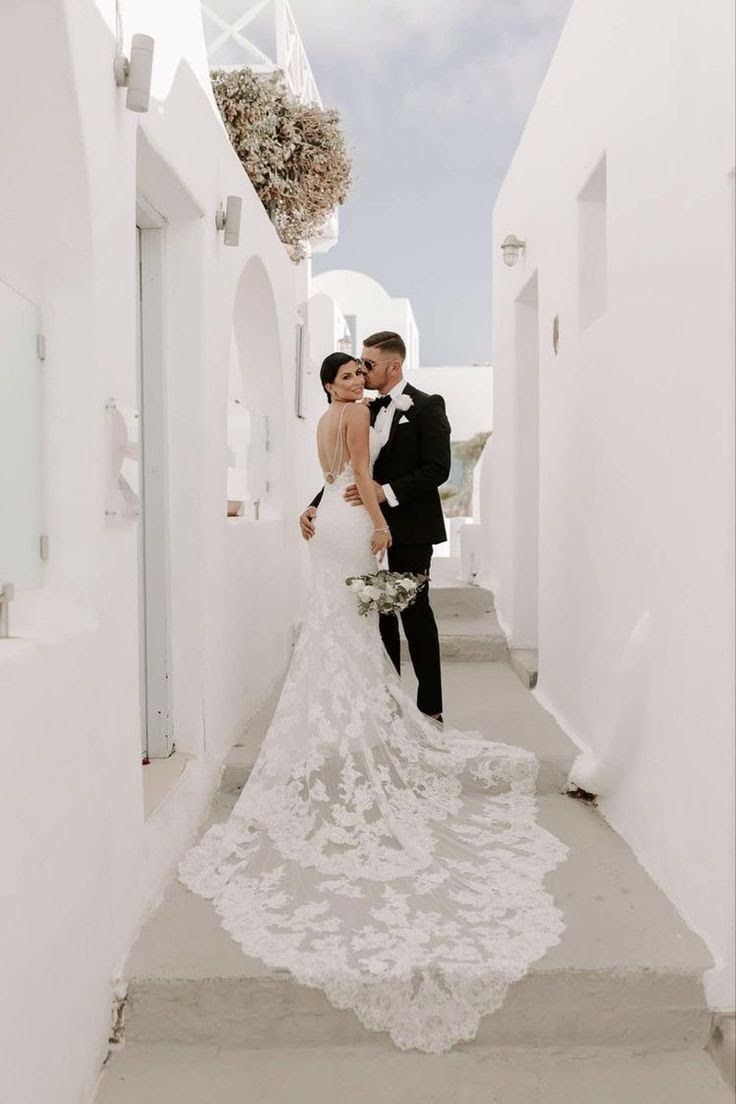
[
  {"x1": 323, "y1": 401, "x2": 357, "y2": 484},
  {"x1": 321, "y1": 399, "x2": 390, "y2": 561}
]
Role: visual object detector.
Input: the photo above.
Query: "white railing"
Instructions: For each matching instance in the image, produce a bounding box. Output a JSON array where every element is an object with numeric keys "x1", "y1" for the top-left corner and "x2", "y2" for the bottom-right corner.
[{"x1": 202, "y1": 0, "x2": 322, "y2": 106}]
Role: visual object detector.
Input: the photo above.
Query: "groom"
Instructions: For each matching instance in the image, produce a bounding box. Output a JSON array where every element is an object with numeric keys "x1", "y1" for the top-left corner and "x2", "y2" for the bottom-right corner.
[{"x1": 299, "y1": 330, "x2": 451, "y2": 722}]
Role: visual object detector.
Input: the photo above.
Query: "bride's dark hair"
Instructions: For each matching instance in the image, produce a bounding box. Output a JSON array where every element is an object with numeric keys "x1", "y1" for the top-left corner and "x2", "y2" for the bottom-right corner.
[{"x1": 320, "y1": 351, "x2": 360, "y2": 404}]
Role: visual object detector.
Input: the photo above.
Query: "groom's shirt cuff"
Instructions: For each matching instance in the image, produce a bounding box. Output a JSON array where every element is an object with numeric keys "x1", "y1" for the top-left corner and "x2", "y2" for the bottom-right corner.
[{"x1": 382, "y1": 483, "x2": 399, "y2": 507}]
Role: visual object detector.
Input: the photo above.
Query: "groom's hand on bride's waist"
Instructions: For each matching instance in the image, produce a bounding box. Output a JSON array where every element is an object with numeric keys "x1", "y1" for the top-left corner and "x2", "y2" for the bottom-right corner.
[
  {"x1": 344, "y1": 481, "x2": 386, "y2": 506},
  {"x1": 299, "y1": 507, "x2": 317, "y2": 540}
]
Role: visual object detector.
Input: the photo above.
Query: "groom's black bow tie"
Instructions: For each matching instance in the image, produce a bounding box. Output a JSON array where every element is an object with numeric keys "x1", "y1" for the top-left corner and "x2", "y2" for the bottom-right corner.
[{"x1": 374, "y1": 394, "x2": 392, "y2": 410}]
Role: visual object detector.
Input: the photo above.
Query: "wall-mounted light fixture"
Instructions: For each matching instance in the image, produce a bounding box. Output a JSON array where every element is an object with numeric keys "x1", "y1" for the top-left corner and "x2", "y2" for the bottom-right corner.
[
  {"x1": 215, "y1": 196, "x2": 243, "y2": 247},
  {"x1": 114, "y1": 34, "x2": 155, "y2": 113},
  {"x1": 500, "y1": 234, "x2": 525, "y2": 267}
]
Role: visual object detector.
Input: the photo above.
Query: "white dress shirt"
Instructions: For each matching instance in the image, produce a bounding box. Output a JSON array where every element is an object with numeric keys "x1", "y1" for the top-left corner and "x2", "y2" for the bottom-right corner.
[{"x1": 373, "y1": 378, "x2": 408, "y2": 508}]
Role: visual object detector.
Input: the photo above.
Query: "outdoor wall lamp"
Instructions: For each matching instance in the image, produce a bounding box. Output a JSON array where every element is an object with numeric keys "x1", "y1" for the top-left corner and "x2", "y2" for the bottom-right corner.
[
  {"x1": 216, "y1": 196, "x2": 243, "y2": 247},
  {"x1": 501, "y1": 234, "x2": 526, "y2": 267},
  {"x1": 114, "y1": 34, "x2": 155, "y2": 113}
]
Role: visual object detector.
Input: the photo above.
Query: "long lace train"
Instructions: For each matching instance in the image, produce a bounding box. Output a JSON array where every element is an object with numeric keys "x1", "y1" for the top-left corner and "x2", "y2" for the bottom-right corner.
[{"x1": 178, "y1": 432, "x2": 569, "y2": 1053}]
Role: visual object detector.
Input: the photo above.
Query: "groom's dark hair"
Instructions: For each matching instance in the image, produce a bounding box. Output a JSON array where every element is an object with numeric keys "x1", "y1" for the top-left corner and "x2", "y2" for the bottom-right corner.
[{"x1": 363, "y1": 331, "x2": 406, "y2": 362}]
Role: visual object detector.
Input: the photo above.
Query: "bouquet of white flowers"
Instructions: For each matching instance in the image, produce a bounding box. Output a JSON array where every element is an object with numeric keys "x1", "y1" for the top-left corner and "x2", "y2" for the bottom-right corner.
[{"x1": 345, "y1": 569, "x2": 429, "y2": 617}]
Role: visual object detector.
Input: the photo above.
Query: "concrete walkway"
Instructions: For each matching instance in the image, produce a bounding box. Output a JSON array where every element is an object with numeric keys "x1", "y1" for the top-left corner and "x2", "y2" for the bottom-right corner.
[
  {"x1": 94, "y1": 574, "x2": 730, "y2": 1102},
  {"x1": 97, "y1": 1044, "x2": 730, "y2": 1103}
]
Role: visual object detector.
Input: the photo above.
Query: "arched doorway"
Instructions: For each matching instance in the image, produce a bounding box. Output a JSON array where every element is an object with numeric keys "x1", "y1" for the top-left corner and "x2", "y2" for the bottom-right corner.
[{"x1": 227, "y1": 257, "x2": 283, "y2": 520}]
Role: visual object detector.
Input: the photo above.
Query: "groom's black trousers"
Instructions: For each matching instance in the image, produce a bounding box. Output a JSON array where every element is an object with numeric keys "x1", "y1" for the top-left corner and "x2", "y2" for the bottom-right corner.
[{"x1": 379, "y1": 542, "x2": 443, "y2": 717}]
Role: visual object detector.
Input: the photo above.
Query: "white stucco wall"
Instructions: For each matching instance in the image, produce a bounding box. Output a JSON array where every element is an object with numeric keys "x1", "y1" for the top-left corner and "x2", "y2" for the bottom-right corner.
[
  {"x1": 0, "y1": 3, "x2": 304, "y2": 1102},
  {"x1": 311, "y1": 269, "x2": 420, "y2": 371},
  {"x1": 482, "y1": 0, "x2": 735, "y2": 1010},
  {"x1": 408, "y1": 365, "x2": 493, "y2": 440},
  {"x1": 410, "y1": 366, "x2": 494, "y2": 556}
]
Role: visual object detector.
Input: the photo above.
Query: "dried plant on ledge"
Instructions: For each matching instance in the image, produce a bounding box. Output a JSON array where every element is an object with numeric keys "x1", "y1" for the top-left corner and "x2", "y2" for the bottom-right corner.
[{"x1": 211, "y1": 68, "x2": 352, "y2": 261}]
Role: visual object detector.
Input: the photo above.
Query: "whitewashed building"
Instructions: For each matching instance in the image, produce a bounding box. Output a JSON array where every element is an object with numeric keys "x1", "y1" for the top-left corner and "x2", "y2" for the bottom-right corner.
[
  {"x1": 0, "y1": 2, "x2": 327, "y2": 1102},
  {"x1": 479, "y1": 0, "x2": 734, "y2": 1025},
  {"x1": 312, "y1": 268, "x2": 420, "y2": 371},
  {"x1": 409, "y1": 365, "x2": 493, "y2": 439},
  {"x1": 410, "y1": 365, "x2": 494, "y2": 557}
]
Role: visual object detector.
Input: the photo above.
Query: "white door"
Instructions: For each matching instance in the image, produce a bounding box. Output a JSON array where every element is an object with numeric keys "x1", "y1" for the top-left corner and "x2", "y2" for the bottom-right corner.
[{"x1": 136, "y1": 199, "x2": 173, "y2": 759}]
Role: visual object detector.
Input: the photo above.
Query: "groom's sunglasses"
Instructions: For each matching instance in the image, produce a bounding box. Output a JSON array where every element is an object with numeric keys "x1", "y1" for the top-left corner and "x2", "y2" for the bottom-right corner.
[{"x1": 360, "y1": 358, "x2": 380, "y2": 371}]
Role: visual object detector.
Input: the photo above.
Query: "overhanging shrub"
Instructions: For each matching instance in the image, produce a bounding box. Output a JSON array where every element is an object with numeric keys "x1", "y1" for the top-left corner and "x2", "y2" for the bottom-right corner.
[{"x1": 211, "y1": 67, "x2": 352, "y2": 260}]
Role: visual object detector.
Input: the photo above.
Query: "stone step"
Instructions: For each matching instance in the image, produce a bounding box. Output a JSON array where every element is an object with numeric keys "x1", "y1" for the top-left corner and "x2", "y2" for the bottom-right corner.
[
  {"x1": 429, "y1": 583, "x2": 495, "y2": 619},
  {"x1": 401, "y1": 611, "x2": 509, "y2": 663},
  {"x1": 224, "y1": 750, "x2": 568, "y2": 802},
  {"x1": 117, "y1": 794, "x2": 713, "y2": 1051},
  {"x1": 95, "y1": 1044, "x2": 734, "y2": 1104},
  {"x1": 224, "y1": 662, "x2": 577, "y2": 797},
  {"x1": 510, "y1": 647, "x2": 539, "y2": 689},
  {"x1": 404, "y1": 661, "x2": 577, "y2": 794},
  {"x1": 427, "y1": 555, "x2": 464, "y2": 587}
]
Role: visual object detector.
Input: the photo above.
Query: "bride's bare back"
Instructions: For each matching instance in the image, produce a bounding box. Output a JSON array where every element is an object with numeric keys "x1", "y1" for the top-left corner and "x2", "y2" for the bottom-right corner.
[{"x1": 317, "y1": 402, "x2": 365, "y2": 483}]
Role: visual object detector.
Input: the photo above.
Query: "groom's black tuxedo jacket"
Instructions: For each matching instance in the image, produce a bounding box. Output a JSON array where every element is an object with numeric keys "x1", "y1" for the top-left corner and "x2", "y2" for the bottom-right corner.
[{"x1": 310, "y1": 382, "x2": 451, "y2": 545}]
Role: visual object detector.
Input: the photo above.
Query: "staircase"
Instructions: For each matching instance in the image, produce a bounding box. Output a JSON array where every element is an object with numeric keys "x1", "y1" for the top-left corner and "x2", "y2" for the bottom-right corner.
[{"x1": 94, "y1": 569, "x2": 731, "y2": 1103}]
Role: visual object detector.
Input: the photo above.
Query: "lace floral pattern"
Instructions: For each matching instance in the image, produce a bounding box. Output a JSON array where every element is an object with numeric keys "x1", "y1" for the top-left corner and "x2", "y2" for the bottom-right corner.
[{"x1": 178, "y1": 427, "x2": 569, "y2": 1053}]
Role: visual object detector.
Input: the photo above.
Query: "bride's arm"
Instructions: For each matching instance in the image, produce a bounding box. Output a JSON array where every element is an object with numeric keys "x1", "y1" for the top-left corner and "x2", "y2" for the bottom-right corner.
[{"x1": 345, "y1": 404, "x2": 390, "y2": 535}]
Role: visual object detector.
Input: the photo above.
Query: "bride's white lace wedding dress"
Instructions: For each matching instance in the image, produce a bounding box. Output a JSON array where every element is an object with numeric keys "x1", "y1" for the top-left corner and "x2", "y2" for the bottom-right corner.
[{"x1": 178, "y1": 424, "x2": 568, "y2": 1053}]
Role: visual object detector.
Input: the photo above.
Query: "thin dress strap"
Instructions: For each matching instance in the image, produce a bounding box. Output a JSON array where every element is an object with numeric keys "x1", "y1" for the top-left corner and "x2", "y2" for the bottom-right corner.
[{"x1": 324, "y1": 403, "x2": 348, "y2": 483}]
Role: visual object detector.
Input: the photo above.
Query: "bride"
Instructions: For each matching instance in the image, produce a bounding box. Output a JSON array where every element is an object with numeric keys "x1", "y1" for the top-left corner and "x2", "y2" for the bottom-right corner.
[{"x1": 178, "y1": 352, "x2": 568, "y2": 1053}]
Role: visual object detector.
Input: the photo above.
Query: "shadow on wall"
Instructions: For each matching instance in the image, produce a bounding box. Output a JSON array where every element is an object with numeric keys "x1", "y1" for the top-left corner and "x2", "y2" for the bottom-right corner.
[{"x1": 227, "y1": 256, "x2": 283, "y2": 520}]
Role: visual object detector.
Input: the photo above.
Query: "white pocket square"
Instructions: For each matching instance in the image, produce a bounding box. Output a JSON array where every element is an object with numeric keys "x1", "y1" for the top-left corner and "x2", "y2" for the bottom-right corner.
[{"x1": 397, "y1": 415, "x2": 410, "y2": 424}]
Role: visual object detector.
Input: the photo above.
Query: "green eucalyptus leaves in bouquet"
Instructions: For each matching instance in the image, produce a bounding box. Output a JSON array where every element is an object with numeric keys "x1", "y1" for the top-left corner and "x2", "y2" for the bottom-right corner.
[{"x1": 345, "y1": 570, "x2": 429, "y2": 617}]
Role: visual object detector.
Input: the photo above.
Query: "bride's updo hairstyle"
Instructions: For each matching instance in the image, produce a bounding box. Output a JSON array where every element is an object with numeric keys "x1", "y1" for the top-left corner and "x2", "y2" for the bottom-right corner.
[{"x1": 320, "y1": 351, "x2": 360, "y2": 404}]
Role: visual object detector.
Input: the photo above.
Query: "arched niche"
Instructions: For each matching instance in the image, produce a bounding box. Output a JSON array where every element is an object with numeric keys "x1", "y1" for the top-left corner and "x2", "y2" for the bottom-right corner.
[{"x1": 227, "y1": 256, "x2": 284, "y2": 520}]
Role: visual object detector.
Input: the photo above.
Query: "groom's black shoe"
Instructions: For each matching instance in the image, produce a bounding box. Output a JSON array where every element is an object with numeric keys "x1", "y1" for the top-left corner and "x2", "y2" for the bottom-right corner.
[{"x1": 430, "y1": 713, "x2": 444, "y2": 724}]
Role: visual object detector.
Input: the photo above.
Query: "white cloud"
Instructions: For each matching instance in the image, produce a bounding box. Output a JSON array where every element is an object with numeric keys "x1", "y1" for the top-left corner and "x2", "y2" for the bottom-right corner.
[
  {"x1": 289, "y1": 0, "x2": 571, "y2": 123},
  {"x1": 403, "y1": 12, "x2": 570, "y2": 125},
  {"x1": 289, "y1": 0, "x2": 490, "y2": 59}
]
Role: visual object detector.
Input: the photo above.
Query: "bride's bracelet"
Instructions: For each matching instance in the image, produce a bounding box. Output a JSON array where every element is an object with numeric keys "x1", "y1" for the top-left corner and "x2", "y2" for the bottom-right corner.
[{"x1": 373, "y1": 526, "x2": 391, "y2": 534}]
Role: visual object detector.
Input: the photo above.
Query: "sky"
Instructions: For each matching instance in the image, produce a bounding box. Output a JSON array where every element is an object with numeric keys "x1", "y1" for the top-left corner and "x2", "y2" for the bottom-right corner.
[{"x1": 287, "y1": 0, "x2": 573, "y2": 365}]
